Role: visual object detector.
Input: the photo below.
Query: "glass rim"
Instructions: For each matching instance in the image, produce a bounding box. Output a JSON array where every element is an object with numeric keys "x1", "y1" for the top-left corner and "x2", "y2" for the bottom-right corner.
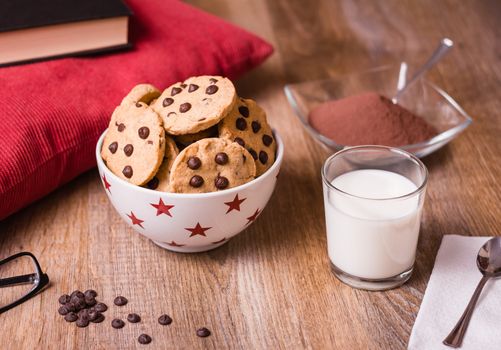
[{"x1": 321, "y1": 145, "x2": 428, "y2": 201}]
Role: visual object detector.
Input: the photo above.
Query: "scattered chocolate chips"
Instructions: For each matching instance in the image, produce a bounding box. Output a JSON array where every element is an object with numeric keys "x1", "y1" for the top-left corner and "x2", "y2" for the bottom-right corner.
[
  {"x1": 88, "y1": 310, "x2": 99, "y2": 322},
  {"x1": 84, "y1": 290, "x2": 97, "y2": 298},
  {"x1": 124, "y1": 144, "x2": 134, "y2": 157},
  {"x1": 188, "y1": 84, "x2": 199, "y2": 92},
  {"x1": 215, "y1": 152, "x2": 229, "y2": 165},
  {"x1": 259, "y1": 151, "x2": 268, "y2": 164},
  {"x1": 179, "y1": 103, "x2": 191, "y2": 113},
  {"x1": 248, "y1": 148, "x2": 258, "y2": 160},
  {"x1": 163, "y1": 97, "x2": 174, "y2": 107},
  {"x1": 190, "y1": 175, "x2": 204, "y2": 188},
  {"x1": 138, "y1": 126, "x2": 150, "y2": 139},
  {"x1": 64, "y1": 312, "x2": 78, "y2": 323},
  {"x1": 58, "y1": 305, "x2": 69, "y2": 315},
  {"x1": 234, "y1": 137, "x2": 245, "y2": 147},
  {"x1": 262, "y1": 134, "x2": 273, "y2": 146},
  {"x1": 242, "y1": 154, "x2": 247, "y2": 163},
  {"x1": 206, "y1": 85, "x2": 218, "y2": 95},
  {"x1": 209, "y1": 78, "x2": 218, "y2": 83},
  {"x1": 117, "y1": 123, "x2": 126, "y2": 132},
  {"x1": 146, "y1": 177, "x2": 159, "y2": 190},
  {"x1": 122, "y1": 166, "x2": 133, "y2": 178},
  {"x1": 180, "y1": 83, "x2": 187, "y2": 88},
  {"x1": 114, "y1": 296, "x2": 128, "y2": 306},
  {"x1": 251, "y1": 121, "x2": 261, "y2": 133},
  {"x1": 239, "y1": 106, "x2": 249, "y2": 118},
  {"x1": 215, "y1": 176, "x2": 229, "y2": 190},
  {"x1": 171, "y1": 87, "x2": 182, "y2": 96},
  {"x1": 236, "y1": 118, "x2": 247, "y2": 131},
  {"x1": 95, "y1": 302, "x2": 108, "y2": 313},
  {"x1": 158, "y1": 314, "x2": 172, "y2": 326},
  {"x1": 167, "y1": 111, "x2": 177, "y2": 117},
  {"x1": 196, "y1": 327, "x2": 211, "y2": 337},
  {"x1": 127, "y1": 313, "x2": 141, "y2": 323},
  {"x1": 198, "y1": 118, "x2": 206, "y2": 121},
  {"x1": 112, "y1": 318, "x2": 125, "y2": 329},
  {"x1": 187, "y1": 156, "x2": 202, "y2": 170},
  {"x1": 76, "y1": 318, "x2": 90, "y2": 328},
  {"x1": 85, "y1": 296, "x2": 97, "y2": 307},
  {"x1": 135, "y1": 102, "x2": 142, "y2": 108},
  {"x1": 71, "y1": 291, "x2": 85, "y2": 299},
  {"x1": 59, "y1": 294, "x2": 71, "y2": 305},
  {"x1": 78, "y1": 309, "x2": 90, "y2": 320},
  {"x1": 138, "y1": 334, "x2": 152, "y2": 345}
]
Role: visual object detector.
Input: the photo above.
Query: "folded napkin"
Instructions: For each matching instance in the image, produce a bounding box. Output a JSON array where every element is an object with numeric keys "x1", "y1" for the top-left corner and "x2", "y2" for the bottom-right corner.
[{"x1": 409, "y1": 235, "x2": 501, "y2": 349}]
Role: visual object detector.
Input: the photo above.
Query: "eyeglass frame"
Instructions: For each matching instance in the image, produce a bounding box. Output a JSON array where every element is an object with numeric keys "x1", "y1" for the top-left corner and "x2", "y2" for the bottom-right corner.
[{"x1": 0, "y1": 251, "x2": 50, "y2": 314}]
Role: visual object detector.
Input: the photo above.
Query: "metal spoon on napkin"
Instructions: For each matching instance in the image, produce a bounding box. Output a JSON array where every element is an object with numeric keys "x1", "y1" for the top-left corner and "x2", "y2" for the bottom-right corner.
[
  {"x1": 443, "y1": 237, "x2": 501, "y2": 348},
  {"x1": 392, "y1": 38, "x2": 454, "y2": 103}
]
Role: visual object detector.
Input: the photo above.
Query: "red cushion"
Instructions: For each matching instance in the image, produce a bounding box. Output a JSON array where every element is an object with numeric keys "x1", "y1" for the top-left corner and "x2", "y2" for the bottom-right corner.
[{"x1": 0, "y1": 0, "x2": 273, "y2": 220}]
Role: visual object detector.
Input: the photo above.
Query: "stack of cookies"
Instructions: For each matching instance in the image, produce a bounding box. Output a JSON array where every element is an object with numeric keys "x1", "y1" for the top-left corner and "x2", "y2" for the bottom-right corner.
[{"x1": 101, "y1": 76, "x2": 276, "y2": 193}]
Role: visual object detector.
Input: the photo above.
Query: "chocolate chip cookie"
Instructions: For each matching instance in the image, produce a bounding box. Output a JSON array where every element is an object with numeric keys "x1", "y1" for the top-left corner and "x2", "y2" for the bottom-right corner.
[
  {"x1": 145, "y1": 136, "x2": 179, "y2": 191},
  {"x1": 169, "y1": 138, "x2": 256, "y2": 193},
  {"x1": 101, "y1": 103, "x2": 165, "y2": 185},
  {"x1": 174, "y1": 125, "x2": 218, "y2": 149},
  {"x1": 151, "y1": 76, "x2": 237, "y2": 135},
  {"x1": 218, "y1": 98, "x2": 276, "y2": 176},
  {"x1": 121, "y1": 84, "x2": 161, "y2": 106}
]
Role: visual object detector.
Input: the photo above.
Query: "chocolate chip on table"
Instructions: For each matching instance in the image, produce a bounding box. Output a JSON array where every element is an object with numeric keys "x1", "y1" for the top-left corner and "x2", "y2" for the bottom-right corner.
[
  {"x1": 188, "y1": 84, "x2": 199, "y2": 92},
  {"x1": 73, "y1": 298, "x2": 87, "y2": 311},
  {"x1": 205, "y1": 85, "x2": 218, "y2": 95},
  {"x1": 214, "y1": 176, "x2": 229, "y2": 190},
  {"x1": 187, "y1": 156, "x2": 202, "y2": 170},
  {"x1": 234, "y1": 137, "x2": 245, "y2": 147},
  {"x1": 84, "y1": 290, "x2": 97, "y2": 298},
  {"x1": 58, "y1": 305, "x2": 69, "y2": 315},
  {"x1": 91, "y1": 313, "x2": 105, "y2": 323},
  {"x1": 179, "y1": 103, "x2": 191, "y2": 113},
  {"x1": 127, "y1": 313, "x2": 141, "y2": 323},
  {"x1": 64, "y1": 312, "x2": 78, "y2": 323},
  {"x1": 117, "y1": 123, "x2": 126, "y2": 132},
  {"x1": 239, "y1": 106, "x2": 249, "y2": 118},
  {"x1": 248, "y1": 148, "x2": 258, "y2": 160},
  {"x1": 71, "y1": 291, "x2": 85, "y2": 299},
  {"x1": 251, "y1": 121, "x2": 261, "y2": 133},
  {"x1": 111, "y1": 318, "x2": 125, "y2": 329},
  {"x1": 171, "y1": 87, "x2": 182, "y2": 96},
  {"x1": 138, "y1": 334, "x2": 152, "y2": 345},
  {"x1": 259, "y1": 151, "x2": 268, "y2": 164},
  {"x1": 108, "y1": 142, "x2": 118, "y2": 154},
  {"x1": 196, "y1": 327, "x2": 211, "y2": 337},
  {"x1": 88, "y1": 310, "x2": 99, "y2": 322},
  {"x1": 95, "y1": 302, "x2": 108, "y2": 313},
  {"x1": 236, "y1": 118, "x2": 247, "y2": 131},
  {"x1": 122, "y1": 166, "x2": 133, "y2": 178},
  {"x1": 114, "y1": 296, "x2": 128, "y2": 306},
  {"x1": 262, "y1": 134, "x2": 273, "y2": 146},
  {"x1": 163, "y1": 97, "x2": 174, "y2": 107},
  {"x1": 59, "y1": 294, "x2": 71, "y2": 305},
  {"x1": 65, "y1": 303, "x2": 76, "y2": 312},
  {"x1": 190, "y1": 175, "x2": 204, "y2": 188},
  {"x1": 138, "y1": 126, "x2": 150, "y2": 139},
  {"x1": 78, "y1": 309, "x2": 90, "y2": 320},
  {"x1": 124, "y1": 144, "x2": 134, "y2": 157},
  {"x1": 76, "y1": 318, "x2": 90, "y2": 328},
  {"x1": 215, "y1": 152, "x2": 229, "y2": 165},
  {"x1": 146, "y1": 177, "x2": 159, "y2": 190},
  {"x1": 158, "y1": 314, "x2": 172, "y2": 326},
  {"x1": 85, "y1": 296, "x2": 97, "y2": 307}
]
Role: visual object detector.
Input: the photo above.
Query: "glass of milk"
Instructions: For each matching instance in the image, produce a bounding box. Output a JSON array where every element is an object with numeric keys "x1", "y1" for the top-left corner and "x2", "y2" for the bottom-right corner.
[{"x1": 322, "y1": 146, "x2": 428, "y2": 290}]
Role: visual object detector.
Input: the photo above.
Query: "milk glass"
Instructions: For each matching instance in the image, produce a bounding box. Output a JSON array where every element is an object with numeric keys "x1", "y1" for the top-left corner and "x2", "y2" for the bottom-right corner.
[{"x1": 322, "y1": 146, "x2": 428, "y2": 290}]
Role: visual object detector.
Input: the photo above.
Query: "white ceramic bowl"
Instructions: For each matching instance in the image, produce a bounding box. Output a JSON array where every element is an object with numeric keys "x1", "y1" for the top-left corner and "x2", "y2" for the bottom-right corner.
[{"x1": 96, "y1": 131, "x2": 284, "y2": 253}]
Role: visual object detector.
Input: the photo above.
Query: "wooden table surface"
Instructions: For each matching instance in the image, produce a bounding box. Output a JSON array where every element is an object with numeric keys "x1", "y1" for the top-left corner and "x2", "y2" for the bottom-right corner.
[{"x1": 1, "y1": 0, "x2": 500, "y2": 349}]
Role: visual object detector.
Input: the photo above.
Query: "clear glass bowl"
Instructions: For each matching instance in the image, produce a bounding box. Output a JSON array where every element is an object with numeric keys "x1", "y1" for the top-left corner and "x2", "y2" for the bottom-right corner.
[{"x1": 284, "y1": 64, "x2": 473, "y2": 158}]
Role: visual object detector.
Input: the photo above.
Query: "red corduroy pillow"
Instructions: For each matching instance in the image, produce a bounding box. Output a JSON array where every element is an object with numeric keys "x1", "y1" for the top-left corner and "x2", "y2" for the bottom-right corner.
[{"x1": 0, "y1": 0, "x2": 273, "y2": 220}]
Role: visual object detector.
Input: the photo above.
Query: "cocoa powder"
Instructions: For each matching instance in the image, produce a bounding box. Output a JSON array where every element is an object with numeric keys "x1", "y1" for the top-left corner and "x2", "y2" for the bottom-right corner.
[{"x1": 308, "y1": 92, "x2": 437, "y2": 146}]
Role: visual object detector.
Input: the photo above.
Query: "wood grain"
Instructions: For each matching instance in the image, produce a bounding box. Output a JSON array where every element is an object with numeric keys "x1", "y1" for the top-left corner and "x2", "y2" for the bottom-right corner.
[{"x1": 1, "y1": 0, "x2": 500, "y2": 348}]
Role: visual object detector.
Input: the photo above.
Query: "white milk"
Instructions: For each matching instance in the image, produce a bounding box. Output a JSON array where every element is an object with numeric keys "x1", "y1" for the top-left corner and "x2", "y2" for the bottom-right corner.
[{"x1": 324, "y1": 169, "x2": 422, "y2": 279}]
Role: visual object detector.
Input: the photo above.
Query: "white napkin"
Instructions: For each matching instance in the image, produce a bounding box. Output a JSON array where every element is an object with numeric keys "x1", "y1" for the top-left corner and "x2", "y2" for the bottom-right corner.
[{"x1": 408, "y1": 235, "x2": 501, "y2": 349}]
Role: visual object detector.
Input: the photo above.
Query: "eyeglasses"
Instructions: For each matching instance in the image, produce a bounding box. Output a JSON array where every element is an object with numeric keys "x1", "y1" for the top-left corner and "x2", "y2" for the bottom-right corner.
[{"x1": 0, "y1": 252, "x2": 49, "y2": 314}]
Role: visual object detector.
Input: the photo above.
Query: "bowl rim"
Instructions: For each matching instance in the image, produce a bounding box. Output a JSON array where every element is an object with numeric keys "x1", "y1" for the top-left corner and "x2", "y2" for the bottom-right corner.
[
  {"x1": 96, "y1": 129, "x2": 284, "y2": 198},
  {"x1": 283, "y1": 64, "x2": 473, "y2": 155}
]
